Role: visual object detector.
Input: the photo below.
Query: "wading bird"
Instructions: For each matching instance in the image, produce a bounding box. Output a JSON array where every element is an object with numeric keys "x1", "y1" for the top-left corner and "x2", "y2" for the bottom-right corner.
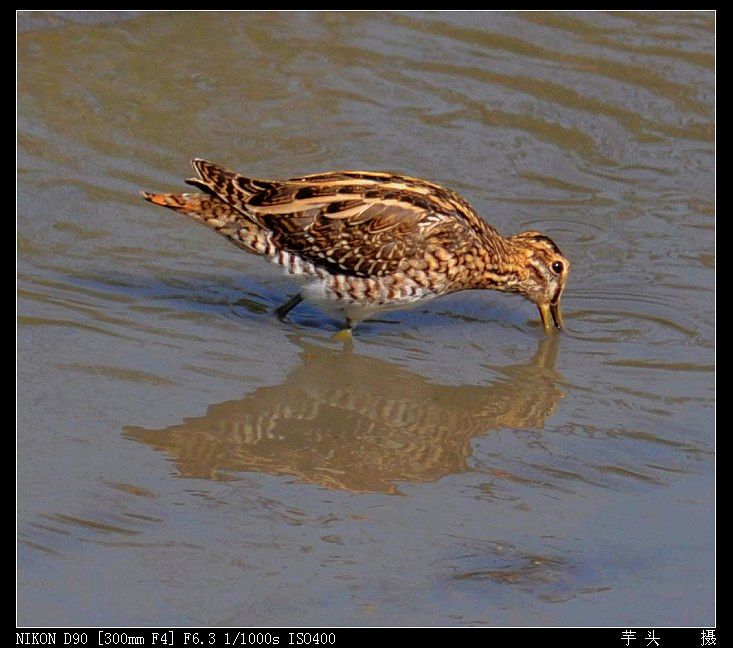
[{"x1": 143, "y1": 159, "x2": 569, "y2": 333}]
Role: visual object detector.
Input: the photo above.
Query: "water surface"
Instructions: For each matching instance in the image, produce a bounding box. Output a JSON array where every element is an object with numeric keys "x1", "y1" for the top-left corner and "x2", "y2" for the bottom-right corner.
[{"x1": 17, "y1": 11, "x2": 714, "y2": 626}]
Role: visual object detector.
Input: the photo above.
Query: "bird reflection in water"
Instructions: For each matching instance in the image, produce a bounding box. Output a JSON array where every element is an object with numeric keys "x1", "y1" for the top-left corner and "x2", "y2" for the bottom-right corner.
[{"x1": 124, "y1": 336, "x2": 563, "y2": 494}]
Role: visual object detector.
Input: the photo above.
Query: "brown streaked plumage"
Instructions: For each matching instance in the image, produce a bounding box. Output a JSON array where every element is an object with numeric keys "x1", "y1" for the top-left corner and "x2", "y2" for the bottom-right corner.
[{"x1": 142, "y1": 159, "x2": 570, "y2": 332}]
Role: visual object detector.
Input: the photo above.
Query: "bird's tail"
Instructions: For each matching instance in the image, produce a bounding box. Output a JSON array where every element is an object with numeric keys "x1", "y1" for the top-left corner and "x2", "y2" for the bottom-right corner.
[
  {"x1": 140, "y1": 191, "x2": 215, "y2": 215},
  {"x1": 140, "y1": 191, "x2": 269, "y2": 255}
]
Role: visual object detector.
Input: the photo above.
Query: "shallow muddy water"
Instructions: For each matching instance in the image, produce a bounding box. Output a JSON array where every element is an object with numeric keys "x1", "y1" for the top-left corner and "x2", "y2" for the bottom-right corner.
[{"x1": 17, "y1": 11, "x2": 714, "y2": 626}]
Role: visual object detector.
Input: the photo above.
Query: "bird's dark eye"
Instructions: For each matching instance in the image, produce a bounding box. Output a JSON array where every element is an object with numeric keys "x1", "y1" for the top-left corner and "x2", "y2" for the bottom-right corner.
[{"x1": 551, "y1": 261, "x2": 564, "y2": 274}]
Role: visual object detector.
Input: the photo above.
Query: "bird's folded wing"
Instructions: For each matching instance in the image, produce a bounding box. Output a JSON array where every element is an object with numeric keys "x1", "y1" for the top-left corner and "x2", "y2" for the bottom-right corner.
[{"x1": 188, "y1": 159, "x2": 484, "y2": 277}]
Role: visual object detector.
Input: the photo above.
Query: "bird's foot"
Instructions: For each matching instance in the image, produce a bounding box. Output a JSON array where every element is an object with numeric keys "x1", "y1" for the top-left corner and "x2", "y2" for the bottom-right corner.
[
  {"x1": 331, "y1": 328, "x2": 353, "y2": 343},
  {"x1": 331, "y1": 318, "x2": 354, "y2": 343}
]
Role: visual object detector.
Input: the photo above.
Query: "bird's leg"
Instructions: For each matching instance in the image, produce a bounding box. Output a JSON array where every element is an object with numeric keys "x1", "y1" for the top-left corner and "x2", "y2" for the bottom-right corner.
[{"x1": 274, "y1": 293, "x2": 304, "y2": 322}]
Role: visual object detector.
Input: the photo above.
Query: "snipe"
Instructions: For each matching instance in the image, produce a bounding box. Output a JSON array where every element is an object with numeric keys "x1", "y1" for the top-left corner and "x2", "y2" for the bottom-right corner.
[{"x1": 143, "y1": 159, "x2": 570, "y2": 332}]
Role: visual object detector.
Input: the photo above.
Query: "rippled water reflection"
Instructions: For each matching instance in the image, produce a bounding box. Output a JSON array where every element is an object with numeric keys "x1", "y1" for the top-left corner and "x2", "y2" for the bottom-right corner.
[
  {"x1": 18, "y1": 11, "x2": 713, "y2": 625},
  {"x1": 125, "y1": 335, "x2": 564, "y2": 493}
]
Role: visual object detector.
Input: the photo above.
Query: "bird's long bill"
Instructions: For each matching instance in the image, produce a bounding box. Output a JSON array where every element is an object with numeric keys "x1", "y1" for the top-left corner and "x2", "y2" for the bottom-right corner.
[{"x1": 538, "y1": 301, "x2": 564, "y2": 332}]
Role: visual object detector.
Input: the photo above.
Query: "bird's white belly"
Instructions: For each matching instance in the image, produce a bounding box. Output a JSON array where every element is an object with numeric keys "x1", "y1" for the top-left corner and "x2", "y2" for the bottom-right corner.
[
  {"x1": 267, "y1": 248, "x2": 436, "y2": 323},
  {"x1": 302, "y1": 276, "x2": 435, "y2": 323}
]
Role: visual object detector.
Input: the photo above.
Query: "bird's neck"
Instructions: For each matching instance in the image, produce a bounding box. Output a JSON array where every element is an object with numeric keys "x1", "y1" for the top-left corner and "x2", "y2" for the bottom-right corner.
[{"x1": 467, "y1": 228, "x2": 529, "y2": 293}]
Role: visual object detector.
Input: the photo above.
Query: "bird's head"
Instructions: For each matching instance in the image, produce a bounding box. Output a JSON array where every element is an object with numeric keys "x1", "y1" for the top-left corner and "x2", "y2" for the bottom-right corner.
[{"x1": 504, "y1": 231, "x2": 570, "y2": 332}]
